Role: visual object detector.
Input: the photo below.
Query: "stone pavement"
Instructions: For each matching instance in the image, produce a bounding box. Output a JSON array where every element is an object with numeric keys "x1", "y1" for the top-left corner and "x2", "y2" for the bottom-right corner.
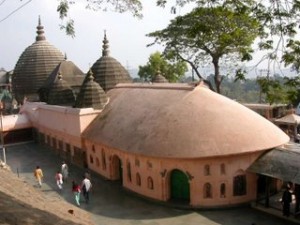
[{"x1": 3, "y1": 142, "x2": 299, "y2": 225}]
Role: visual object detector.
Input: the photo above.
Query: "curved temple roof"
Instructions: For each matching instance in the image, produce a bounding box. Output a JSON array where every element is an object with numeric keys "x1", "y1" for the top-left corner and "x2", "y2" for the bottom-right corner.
[{"x1": 83, "y1": 83, "x2": 289, "y2": 159}]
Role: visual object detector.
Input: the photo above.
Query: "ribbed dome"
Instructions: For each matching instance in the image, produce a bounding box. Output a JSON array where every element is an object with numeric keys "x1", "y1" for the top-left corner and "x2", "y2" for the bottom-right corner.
[
  {"x1": 75, "y1": 70, "x2": 108, "y2": 109},
  {"x1": 39, "y1": 57, "x2": 85, "y2": 102},
  {"x1": 12, "y1": 17, "x2": 64, "y2": 103},
  {"x1": 47, "y1": 73, "x2": 75, "y2": 106},
  {"x1": 152, "y1": 70, "x2": 168, "y2": 83},
  {"x1": 90, "y1": 32, "x2": 132, "y2": 92}
]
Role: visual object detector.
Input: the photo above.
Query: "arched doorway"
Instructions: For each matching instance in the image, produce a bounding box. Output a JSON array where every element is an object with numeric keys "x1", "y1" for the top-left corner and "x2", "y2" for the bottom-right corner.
[
  {"x1": 170, "y1": 169, "x2": 190, "y2": 203},
  {"x1": 111, "y1": 155, "x2": 122, "y2": 183}
]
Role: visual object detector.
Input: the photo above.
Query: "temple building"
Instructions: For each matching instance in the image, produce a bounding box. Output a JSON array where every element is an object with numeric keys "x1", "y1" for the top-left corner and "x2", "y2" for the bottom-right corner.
[{"x1": 3, "y1": 18, "x2": 295, "y2": 209}]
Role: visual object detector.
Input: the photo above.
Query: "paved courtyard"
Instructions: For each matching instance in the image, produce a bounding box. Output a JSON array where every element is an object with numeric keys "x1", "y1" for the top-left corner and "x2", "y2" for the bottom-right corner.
[{"x1": 3, "y1": 142, "x2": 299, "y2": 225}]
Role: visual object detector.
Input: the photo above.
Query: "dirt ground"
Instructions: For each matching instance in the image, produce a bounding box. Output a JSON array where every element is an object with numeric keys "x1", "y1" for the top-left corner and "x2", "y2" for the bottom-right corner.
[{"x1": 0, "y1": 163, "x2": 94, "y2": 225}]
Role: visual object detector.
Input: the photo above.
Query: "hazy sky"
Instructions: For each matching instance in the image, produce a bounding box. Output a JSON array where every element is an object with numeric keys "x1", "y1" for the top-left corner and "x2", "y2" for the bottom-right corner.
[
  {"x1": 0, "y1": 0, "x2": 193, "y2": 73},
  {"x1": 0, "y1": 0, "x2": 295, "y2": 79}
]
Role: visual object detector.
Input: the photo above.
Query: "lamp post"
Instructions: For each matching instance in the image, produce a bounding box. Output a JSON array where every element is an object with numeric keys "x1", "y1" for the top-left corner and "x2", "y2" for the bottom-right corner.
[{"x1": 0, "y1": 103, "x2": 6, "y2": 164}]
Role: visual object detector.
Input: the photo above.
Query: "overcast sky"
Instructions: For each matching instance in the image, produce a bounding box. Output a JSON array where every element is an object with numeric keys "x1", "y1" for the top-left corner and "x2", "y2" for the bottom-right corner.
[{"x1": 0, "y1": 0, "x2": 193, "y2": 73}]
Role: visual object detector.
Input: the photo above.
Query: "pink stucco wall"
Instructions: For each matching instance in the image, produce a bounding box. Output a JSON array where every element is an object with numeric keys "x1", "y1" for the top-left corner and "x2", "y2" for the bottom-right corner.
[
  {"x1": 20, "y1": 102, "x2": 100, "y2": 150},
  {"x1": 84, "y1": 139, "x2": 262, "y2": 208}
]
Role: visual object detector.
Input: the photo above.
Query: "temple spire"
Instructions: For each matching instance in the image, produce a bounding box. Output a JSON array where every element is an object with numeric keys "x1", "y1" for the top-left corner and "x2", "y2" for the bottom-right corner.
[
  {"x1": 36, "y1": 16, "x2": 46, "y2": 41},
  {"x1": 102, "y1": 30, "x2": 109, "y2": 57}
]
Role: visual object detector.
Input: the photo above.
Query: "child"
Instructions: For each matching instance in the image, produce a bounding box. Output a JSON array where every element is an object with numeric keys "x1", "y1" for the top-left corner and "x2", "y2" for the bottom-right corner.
[
  {"x1": 55, "y1": 171, "x2": 63, "y2": 190},
  {"x1": 72, "y1": 180, "x2": 81, "y2": 206}
]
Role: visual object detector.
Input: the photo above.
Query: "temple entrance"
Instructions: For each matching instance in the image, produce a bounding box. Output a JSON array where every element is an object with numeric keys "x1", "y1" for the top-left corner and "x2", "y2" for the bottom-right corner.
[
  {"x1": 111, "y1": 155, "x2": 122, "y2": 183},
  {"x1": 170, "y1": 169, "x2": 190, "y2": 203}
]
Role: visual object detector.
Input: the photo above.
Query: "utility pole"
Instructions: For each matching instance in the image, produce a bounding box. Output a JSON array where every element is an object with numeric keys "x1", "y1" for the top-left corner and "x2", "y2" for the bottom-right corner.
[{"x1": 0, "y1": 102, "x2": 6, "y2": 164}]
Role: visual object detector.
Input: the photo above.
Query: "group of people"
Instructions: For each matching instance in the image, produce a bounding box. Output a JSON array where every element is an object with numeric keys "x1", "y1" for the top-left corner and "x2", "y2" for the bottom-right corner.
[
  {"x1": 72, "y1": 174, "x2": 92, "y2": 206},
  {"x1": 34, "y1": 161, "x2": 92, "y2": 206}
]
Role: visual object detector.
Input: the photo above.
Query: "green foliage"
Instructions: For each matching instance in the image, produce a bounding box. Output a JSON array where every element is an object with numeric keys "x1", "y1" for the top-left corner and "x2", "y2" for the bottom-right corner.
[
  {"x1": 56, "y1": 0, "x2": 143, "y2": 36},
  {"x1": 147, "y1": 5, "x2": 260, "y2": 93},
  {"x1": 138, "y1": 51, "x2": 188, "y2": 82},
  {"x1": 256, "y1": 76, "x2": 299, "y2": 105}
]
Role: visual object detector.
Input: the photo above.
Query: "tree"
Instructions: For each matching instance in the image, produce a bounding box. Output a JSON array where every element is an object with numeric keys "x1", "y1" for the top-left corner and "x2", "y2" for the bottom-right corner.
[
  {"x1": 57, "y1": 0, "x2": 143, "y2": 37},
  {"x1": 147, "y1": 6, "x2": 260, "y2": 93},
  {"x1": 138, "y1": 51, "x2": 188, "y2": 82}
]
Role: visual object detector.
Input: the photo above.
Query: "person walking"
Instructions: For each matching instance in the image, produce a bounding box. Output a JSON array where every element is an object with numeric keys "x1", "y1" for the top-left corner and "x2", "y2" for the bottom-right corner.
[
  {"x1": 55, "y1": 171, "x2": 63, "y2": 190},
  {"x1": 294, "y1": 183, "x2": 300, "y2": 215},
  {"x1": 81, "y1": 176, "x2": 92, "y2": 203},
  {"x1": 61, "y1": 161, "x2": 69, "y2": 182},
  {"x1": 72, "y1": 180, "x2": 81, "y2": 206},
  {"x1": 282, "y1": 184, "x2": 292, "y2": 217},
  {"x1": 34, "y1": 166, "x2": 43, "y2": 188}
]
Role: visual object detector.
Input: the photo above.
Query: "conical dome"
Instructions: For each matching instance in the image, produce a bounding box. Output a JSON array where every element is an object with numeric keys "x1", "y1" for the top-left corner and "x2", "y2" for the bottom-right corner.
[
  {"x1": 152, "y1": 70, "x2": 168, "y2": 83},
  {"x1": 39, "y1": 57, "x2": 85, "y2": 102},
  {"x1": 90, "y1": 32, "x2": 132, "y2": 92},
  {"x1": 12, "y1": 16, "x2": 64, "y2": 103},
  {"x1": 47, "y1": 73, "x2": 75, "y2": 106},
  {"x1": 75, "y1": 70, "x2": 108, "y2": 109}
]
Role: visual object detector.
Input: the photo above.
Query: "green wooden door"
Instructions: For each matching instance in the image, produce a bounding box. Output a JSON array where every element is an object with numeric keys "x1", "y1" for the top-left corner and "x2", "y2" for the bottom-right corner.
[{"x1": 170, "y1": 169, "x2": 190, "y2": 201}]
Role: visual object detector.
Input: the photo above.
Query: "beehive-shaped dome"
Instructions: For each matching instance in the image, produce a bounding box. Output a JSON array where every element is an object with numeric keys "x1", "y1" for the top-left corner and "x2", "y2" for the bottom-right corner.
[
  {"x1": 90, "y1": 32, "x2": 132, "y2": 92},
  {"x1": 47, "y1": 73, "x2": 75, "y2": 106},
  {"x1": 12, "y1": 17, "x2": 64, "y2": 103},
  {"x1": 39, "y1": 56, "x2": 85, "y2": 102},
  {"x1": 75, "y1": 70, "x2": 108, "y2": 109},
  {"x1": 152, "y1": 70, "x2": 168, "y2": 83}
]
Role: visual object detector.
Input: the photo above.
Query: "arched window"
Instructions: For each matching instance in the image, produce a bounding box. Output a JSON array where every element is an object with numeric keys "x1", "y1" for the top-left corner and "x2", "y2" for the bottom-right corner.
[
  {"x1": 233, "y1": 172, "x2": 247, "y2": 196},
  {"x1": 89, "y1": 155, "x2": 94, "y2": 164},
  {"x1": 96, "y1": 157, "x2": 100, "y2": 167},
  {"x1": 101, "y1": 149, "x2": 106, "y2": 170},
  {"x1": 204, "y1": 164, "x2": 210, "y2": 176},
  {"x1": 204, "y1": 183, "x2": 212, "y2": 198},
  {"x1": 136, "y1": 173, "x2": 141, "y2": 186},
  {"x1": 127, "y1": 161, "x2": 132, "y2": 182},
  {"x1": 135, "y1": 158, "x2": 140, "y2": 167},
  {"x1": 220, "y1": 183, "x2": 226, "y2": 198},
  {"x1": 92, "y1": 145, "x2": 96, "y2": 153},
  {"x1": 147, "y1": 177, "x2": 154, "y2": 190},
  {"x1": 220, "y1": 163, "x2": 226, "y2": 175}
]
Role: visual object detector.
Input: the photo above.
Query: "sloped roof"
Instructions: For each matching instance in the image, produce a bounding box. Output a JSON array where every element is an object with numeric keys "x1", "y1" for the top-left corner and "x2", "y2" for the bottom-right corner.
[
  {"x1": 274, "y1": 113, "x2": 300, "y2": 125},
  {"x1": 12, "y1": 17, "x2": 64, "y2": 103},
  {"x1": 248, "y1": 143, "x2": 300, "y2": 183},
  {"x1": 82, "y1": 83, "x2": 289, "y2": 159}
]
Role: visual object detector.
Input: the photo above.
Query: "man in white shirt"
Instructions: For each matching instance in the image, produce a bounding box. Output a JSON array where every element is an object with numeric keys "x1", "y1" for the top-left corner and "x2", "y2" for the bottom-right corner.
[
  {"x1": 61, "y1": 161, "x2": 69, "y2": 182},
  {"x1": 81, "y1": 176, "x2": 92, "y2": 203}
]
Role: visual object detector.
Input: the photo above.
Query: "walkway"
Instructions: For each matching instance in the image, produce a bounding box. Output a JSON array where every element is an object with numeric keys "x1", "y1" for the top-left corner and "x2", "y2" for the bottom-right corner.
[{"x1": 4, "y1": 142, "x2": 299, "y2": 225}]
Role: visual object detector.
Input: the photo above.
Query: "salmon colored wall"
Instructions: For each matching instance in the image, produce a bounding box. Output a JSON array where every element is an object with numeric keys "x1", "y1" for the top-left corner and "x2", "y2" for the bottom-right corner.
[
  {"x1": 20, "y1": 102, "x2": 100, "y2": 150},
  {"x1": 84, "y1": 139, "x2": 263, "y2": 208}
]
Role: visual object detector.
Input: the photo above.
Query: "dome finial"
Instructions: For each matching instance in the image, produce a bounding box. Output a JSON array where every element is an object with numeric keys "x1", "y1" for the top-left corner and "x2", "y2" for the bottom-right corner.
[
  {"x1": 88, "y1": 69, "x2": 94, "y2": 81},
  {"x1": 102, "y1": 30, "x2": 109, "y2": 57},
  {"x1": 57, "y1": 72, "x2": 63, "y2": 80},
  {"x1": 36, "y1": 15, "x2": 46, "y2": 41}
]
